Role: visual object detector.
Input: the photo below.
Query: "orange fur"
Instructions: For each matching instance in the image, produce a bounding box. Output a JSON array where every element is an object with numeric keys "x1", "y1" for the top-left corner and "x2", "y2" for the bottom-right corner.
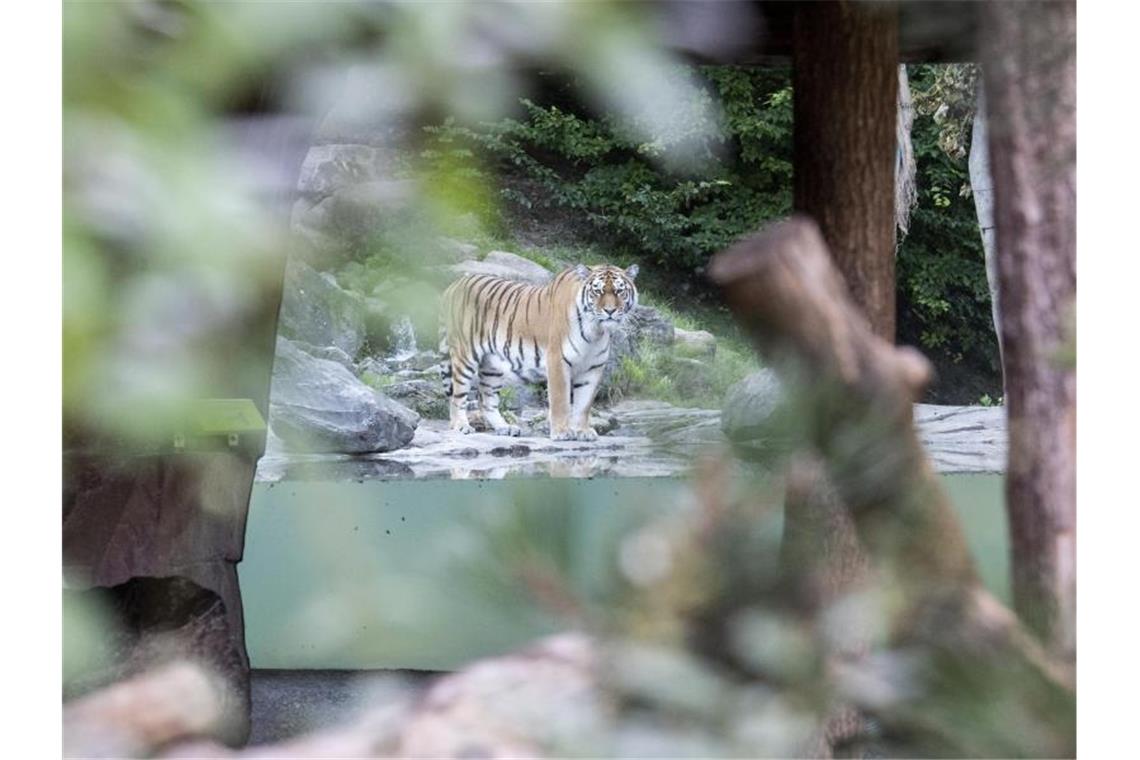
[{"x1": 440, "y1": 263, "x2": 639, "y2": 440}]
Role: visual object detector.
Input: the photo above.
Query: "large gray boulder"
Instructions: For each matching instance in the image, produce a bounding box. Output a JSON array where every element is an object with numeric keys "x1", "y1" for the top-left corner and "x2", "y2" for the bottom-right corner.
[
  {"x1": 277, "y1": 261, "x2": 367, "y2": 360},
  {"x1": 627, "y1": 306, "x2": 675, "y2": 349},
  {"x1": 447, "y1": 254, "x2": 551, "y2": 285},
  {"x1": 269, "y1": 337, "x2": 419, "y2": 453},
  {"x1": 483, "y1": 251, "x2": 553, "y2": 283},
  {"x1": 720, "y1": 368, "x2": 786, "y2": 444}
]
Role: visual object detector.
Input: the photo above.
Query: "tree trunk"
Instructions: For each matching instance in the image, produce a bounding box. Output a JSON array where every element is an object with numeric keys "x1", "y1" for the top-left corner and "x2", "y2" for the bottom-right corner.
[
  {"x1": 979, "y1": 0, "x2": 1076, "y2": 659},
  {"x1": 784, "y1": 12, "x2": 901, "y2": 752},
  {"x1": 792, "y1": 0, "x2": 899, "y2": 340},
  {"x1": 968, "y1": 81, "x2": 1003, "y2": 373}
]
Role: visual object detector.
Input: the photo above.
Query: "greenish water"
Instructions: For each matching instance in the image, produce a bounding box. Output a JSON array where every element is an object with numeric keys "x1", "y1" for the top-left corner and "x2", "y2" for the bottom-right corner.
[{"x1": 239, "y1": 474, "x2": 1007, "y2": 670}]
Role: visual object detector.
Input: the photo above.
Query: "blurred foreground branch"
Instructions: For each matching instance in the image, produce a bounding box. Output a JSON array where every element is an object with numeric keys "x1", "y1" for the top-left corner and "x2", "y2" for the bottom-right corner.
[{"x1": 710, "y1": 216, "x2": 1074, "y2": 757}]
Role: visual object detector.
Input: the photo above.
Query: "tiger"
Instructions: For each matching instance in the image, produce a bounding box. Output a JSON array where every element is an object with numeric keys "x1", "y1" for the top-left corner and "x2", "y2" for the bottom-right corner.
[{"x1": 439, "y1": 263, "x2": 639, "y2": 441}]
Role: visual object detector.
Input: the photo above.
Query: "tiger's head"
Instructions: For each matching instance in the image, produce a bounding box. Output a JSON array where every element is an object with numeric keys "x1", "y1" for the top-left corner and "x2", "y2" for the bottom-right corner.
[{"x1": 575, "y1": 263, "x2": 639, "y2": 329}]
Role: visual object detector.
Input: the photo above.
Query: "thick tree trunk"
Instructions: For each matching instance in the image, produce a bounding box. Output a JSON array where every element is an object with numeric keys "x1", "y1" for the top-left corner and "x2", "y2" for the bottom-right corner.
[
  {"x1": 787, "y1": 7, "x2": 900, "y2": 753},
  {"x1": 792, "y1": 0, "x2": 899, "y2": 340},
  {"x1": 979, "y1": 0, "x2": 1077, "y2": 659}
]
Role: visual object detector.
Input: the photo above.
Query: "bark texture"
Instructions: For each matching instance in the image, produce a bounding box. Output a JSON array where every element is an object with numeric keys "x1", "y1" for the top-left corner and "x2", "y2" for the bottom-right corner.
[
  {"x1": 788, "y1": 8, "x2": 900, "y2": 752},
  {"x1": 793, "y1": 0, "x2": 900, "y2": 340},
  {"x1": 979, "y1": 0, "x2": 1076, "y2": 658}
]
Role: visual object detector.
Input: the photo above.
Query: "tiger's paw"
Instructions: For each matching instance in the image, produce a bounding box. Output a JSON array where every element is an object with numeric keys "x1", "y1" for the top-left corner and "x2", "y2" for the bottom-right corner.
[
  {"x1": 574, "y1": 427, "x2": 599, "y2": 442},
  {"x1": 452, "y1": 423, "x2": 475, "y2": 435},
  {"x1": 493, "y1": 425, "x2": 522, "y2": 437},
  {"x1": 550, "y1": 428, "x2": 576, "y2": 442}
]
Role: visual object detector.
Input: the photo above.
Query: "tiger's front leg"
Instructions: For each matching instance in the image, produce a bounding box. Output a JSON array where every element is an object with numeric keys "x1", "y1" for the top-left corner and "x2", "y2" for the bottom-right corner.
[
  {"x1": 568, "y1": 364, "x2": 606, "y2": 442},
  {"x1": 546, "y1": 347, "x2": 576, "y2": 441}
]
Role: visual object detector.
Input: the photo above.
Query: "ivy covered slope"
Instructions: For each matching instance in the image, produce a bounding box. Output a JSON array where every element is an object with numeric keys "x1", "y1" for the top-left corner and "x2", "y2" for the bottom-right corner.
[{"x1": 421, "y1": 64, "x2": 1001, "y2": 403}]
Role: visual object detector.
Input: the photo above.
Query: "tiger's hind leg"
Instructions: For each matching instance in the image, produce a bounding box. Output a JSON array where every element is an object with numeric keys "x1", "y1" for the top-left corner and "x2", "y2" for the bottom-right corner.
[
  {"x1": 477, "y1": 360, "x2": 521, "y2": 437},
  {"x1": 445, "y1": 351, "x2": 478, "y2": 434}
]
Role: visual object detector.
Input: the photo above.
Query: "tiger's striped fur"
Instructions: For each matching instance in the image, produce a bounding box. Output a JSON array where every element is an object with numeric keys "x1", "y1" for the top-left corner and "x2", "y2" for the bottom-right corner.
[{"x1": 439, "y1": 263, "x2": 639, "y2": 440}]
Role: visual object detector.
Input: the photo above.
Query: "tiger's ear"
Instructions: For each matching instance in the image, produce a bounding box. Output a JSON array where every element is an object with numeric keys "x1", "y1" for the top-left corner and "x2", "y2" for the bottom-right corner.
[
  {"x1": 573, "y1": 264, "x2": 591, "y2": 281},
  {"x1": 625, "y1": 263, "x2": 639, "y2": 281}
]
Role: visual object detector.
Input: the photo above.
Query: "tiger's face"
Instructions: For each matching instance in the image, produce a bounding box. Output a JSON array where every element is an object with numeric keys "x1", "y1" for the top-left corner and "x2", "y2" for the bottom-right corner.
[{"x1": 576, "y1": 263, "x2": 639, "y2": 328}]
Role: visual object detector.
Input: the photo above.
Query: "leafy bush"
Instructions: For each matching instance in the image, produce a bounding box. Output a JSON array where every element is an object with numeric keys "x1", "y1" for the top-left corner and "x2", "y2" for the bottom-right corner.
[
  {"x1": 422, "y1": 66, "x2": 793, "y2": 272},
  {"x1": 896, "y1": 65, "x2": 999, "y2": 376}
]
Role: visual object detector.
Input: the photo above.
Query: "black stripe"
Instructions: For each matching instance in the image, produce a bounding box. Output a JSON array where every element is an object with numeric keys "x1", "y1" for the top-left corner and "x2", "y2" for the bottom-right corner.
[
  {"x1": 504, "y1": 285, "x2": 524, "y2": 353},
  {"x1": 452, "y1": 393, "x2": 467, "y2": 399},
  {"x1": 572, "y1": 381, "x2": 588, "y2": 388},
  {"x1": 481, "y1": 280, "x2": 511, "y2": 351},
  {"x1": 533, "y1": 339, "x2": 541, "y2": 368},
  {"x1": 575, "y1": 305, "x2": 589, "y2": 345},
  {"x1": 460, "y1": 276, "x2": 492, "y2": 321},
  {"x1": 563, "y1": 355, "x2": 573, "y2": 368},
  {"x1": 587, "y1": 362, "x2": 605, "y2": 372},
  {"x1": 467, "y1": 277, "x2": 499, "y2": 352},
  {"x1": 482, "y1": 370, "x2": 503, "y2": 377}
]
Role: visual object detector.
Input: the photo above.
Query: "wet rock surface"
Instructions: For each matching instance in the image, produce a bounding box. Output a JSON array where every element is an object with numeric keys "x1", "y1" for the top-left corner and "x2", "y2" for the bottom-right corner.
[{"x1": 257, "y1": 398, "x2": 1008, "y2": 481}]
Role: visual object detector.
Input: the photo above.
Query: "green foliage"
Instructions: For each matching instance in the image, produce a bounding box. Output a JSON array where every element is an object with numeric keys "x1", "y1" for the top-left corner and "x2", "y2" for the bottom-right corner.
[
  {"x1": 912, "y1": 63, "x2": 979, "y2": 160},
  {"x1": 421, "y1": 66, "x2": 793, "y2": 272},
  {"x1": 897, "y1": 65, "x2": 999, "y2": 375},
  {"x1": 603, "y1": 315, "x2": 759, "y2": 408}
]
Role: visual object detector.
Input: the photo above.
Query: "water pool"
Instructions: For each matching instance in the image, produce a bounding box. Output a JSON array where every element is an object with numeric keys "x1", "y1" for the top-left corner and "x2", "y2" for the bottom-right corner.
[{"x1": 239, "y1": 473, "x2": 1007, "y2": 670}]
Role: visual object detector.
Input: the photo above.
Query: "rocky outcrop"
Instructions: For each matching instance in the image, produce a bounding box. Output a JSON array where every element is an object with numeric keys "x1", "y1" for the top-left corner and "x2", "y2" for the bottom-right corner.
[
  {"x1": 600, "y1": 305, "x2": 676, "y2": 399},
  {"x1": 289, "y1": 341, "x2": 355, "y2": 372},
  {"x1": 609, "y1": 400, "x2": 723, "y2": 448},
  {"x1": 277, "y1": 261, "x2": 367, "y2": 360},
  {"x1": 720, "y1": 369, "x2": 786, "y2": 445},
  {"x1": 289, "y1": 142, "x2": 414, "y2": 264},
  {"x1": 384, "y1": 378, "x2": 449, "y2": 420},
  {"x1": 673, "y1": 327, "x2": 716, "y2": 358},
  {"x1": 483, "y1": 250, "x2": 554, "y2": 283},
  {"x1": 269, "y1": 338, "x2": 419, "y2": 454},
  {"x1": 447, "y1": 253, "x2": 552, "y2": 285},
  {"x1": 628, "y1": 306, "x2": 675, "y2": 348}
]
